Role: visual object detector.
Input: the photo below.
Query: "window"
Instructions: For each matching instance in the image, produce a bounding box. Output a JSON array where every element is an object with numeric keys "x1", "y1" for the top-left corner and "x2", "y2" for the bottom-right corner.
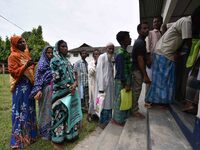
[{"x1": 73, "y1": 53, "x2": 78, "y2": 57}]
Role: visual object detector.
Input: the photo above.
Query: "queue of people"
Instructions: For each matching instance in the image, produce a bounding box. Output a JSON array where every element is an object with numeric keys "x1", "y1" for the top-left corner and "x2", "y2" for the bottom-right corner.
[{"x1": 7, "y1": 5, "x2": 200, "y2": 150}]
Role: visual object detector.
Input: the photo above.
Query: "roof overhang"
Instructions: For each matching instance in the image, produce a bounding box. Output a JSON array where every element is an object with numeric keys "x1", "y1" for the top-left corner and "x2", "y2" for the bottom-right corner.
[{"x1": 139, "y1": 0, "x2": 200, "y2": 27}]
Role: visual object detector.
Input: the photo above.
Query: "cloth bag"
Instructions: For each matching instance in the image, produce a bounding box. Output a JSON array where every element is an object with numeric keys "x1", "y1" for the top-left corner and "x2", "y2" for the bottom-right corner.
[
  {"x1": 120, "y1": 89, "x2": 132, "y2": 110},
  {"x1": 60, "y1": 90, "x2": 83, "y2": 132},
  {"x1": 95, "y1": 93, "x2": 105, "y2": 117},
  {"x1": 186, "y1": 39, "x2": 200, "y2": 68}
]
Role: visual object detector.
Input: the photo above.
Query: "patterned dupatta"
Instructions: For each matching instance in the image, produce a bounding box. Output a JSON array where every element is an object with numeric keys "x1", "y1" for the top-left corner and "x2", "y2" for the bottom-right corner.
[
  {"x1": 30, "y1": 46, "x2": 53, "y2": 98},
  {"x1": 8, "y1": 35, "x2": 34, "y2": 92},
  {"x1": 50, "y1": 41, "x2": 75, "y2": 103}
]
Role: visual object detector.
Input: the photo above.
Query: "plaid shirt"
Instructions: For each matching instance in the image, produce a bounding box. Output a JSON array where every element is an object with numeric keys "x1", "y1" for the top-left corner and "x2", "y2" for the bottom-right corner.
[{"x1": 74, "y1": 59, "x2": 88, "y2": 87}]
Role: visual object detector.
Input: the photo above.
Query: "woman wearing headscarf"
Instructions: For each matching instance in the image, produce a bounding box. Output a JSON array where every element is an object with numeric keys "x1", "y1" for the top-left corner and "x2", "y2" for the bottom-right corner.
[
  {"x1": 30, "y1": 46, "x2": 53, "y2": 140},
  {"x1": 50, "y1": 40, "x2": 82, "y2": 149},
  {"x1": 8, "y1": 35, "x2": 37, "y2": 149}
]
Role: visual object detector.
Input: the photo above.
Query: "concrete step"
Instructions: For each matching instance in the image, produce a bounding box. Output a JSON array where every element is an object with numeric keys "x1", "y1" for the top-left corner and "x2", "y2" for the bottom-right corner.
[
  {"x1": 116, "y1": 88, "x2": 148, "y2": 150},
  {"x1": 170, "y1": 104, "x2": 195, "y2": 132},
  {"x1": 116, "y1": 117, "x2": 147, "y2": 150},
  {"x1": 169, "y1": 104, "x2": 196, "y2": 148},
  {"x1": 73, "y1": 127, "x2": 103, "y2": 150},
  {"x1": 148, "y1": 108, "x2": 192, "y2": 150},
  {"x1": 91, "y1": 122, "x2": 123, "y2": 150}
]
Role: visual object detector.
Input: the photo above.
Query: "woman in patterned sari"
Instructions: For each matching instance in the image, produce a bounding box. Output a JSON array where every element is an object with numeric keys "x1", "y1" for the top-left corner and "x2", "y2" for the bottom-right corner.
[
  {"x1": 30, "y1": 46, "x2": 53, "y2": 140},
  {"x1": 50, "y1": 40, "x2": 82, "y2": 149},
  {"x1": 8, "y1": 35, "x2": 37, "y2": 149}
]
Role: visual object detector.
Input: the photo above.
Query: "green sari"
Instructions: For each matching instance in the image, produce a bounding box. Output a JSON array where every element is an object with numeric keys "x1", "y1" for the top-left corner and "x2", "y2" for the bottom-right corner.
[{"x1": 50, "y1": 41, "x2": 82, "y2": 143}]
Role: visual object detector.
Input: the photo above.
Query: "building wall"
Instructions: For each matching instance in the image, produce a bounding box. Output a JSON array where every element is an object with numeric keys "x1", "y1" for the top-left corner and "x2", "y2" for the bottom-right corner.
[{"x1": 68, "y1": 52, "x2": 94, "y2": 65}]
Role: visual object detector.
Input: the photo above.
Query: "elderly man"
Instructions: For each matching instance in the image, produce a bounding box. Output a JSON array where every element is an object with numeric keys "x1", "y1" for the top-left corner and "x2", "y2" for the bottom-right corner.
[{"x1": 96, "y1": 43, "x2": 115, "y2": 128}]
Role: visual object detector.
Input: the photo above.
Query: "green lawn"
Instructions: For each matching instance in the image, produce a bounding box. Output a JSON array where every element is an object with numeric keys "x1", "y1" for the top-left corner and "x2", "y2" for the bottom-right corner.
[{"x1": 0, "y1": 74, "x2": 97, "y2": 150}]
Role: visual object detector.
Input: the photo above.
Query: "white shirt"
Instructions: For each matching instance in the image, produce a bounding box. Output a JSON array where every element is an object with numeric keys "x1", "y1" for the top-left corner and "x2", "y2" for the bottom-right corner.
[
  {"x1": 96, "y1": 53, "x2": 114, "y2": 109},
  {"x1": 146, "y1": 29, "x2": 162, "y2": 53}
]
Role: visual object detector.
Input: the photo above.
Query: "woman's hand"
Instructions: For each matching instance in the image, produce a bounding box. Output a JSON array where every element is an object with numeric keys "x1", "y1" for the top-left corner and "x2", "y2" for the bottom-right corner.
[
  {"x1": 71, "y1": 81, "x2": 78, "y2": 95},
  {"x1": 25, "y1": 59, "x2": 35, "y2": 68},
  {"x1": 34, "y1": 91, "x2": 42, "y2": 100}
]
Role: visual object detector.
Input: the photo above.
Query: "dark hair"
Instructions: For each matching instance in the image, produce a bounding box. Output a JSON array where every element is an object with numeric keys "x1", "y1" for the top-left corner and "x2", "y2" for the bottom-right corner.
[
  {"x1": 191, "y1": 6, "x2": 200, "y2": 36},
  {"x1": 192, "y1": 6, "x2": 200, "y2": 23},
  {"x1": 57, "y1": 40, "x2": 66, "y2": 51},
  {"x1": 93, "y1": 49, "x2": 100, "y2": 57},
  {"x1": 116, "y1": 31, "x2": 129, "y2": 45},
  {"x1": 153, "y1": 16, "x2": 163, "y2": 24},
  {"x1": 80, "y1": 49, "x2": 87, "y2": 55},
  {"x1": 137, "y1": 21, "x2": 148, "y2": 32}
]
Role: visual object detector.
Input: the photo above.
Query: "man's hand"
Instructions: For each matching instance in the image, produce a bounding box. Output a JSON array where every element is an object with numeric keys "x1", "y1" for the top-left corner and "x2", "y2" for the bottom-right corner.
[
  {"x1": 125, "y1": 85, "x2": 131, "y2": 92},
  {"x1": 144, "y1": 75, "x2": 151, "y2": 84}
]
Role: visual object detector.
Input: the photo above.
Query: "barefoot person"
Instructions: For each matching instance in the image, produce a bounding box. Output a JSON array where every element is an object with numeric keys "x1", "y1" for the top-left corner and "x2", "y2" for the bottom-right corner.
[
  {"x1": 113, "y1": 31, "x2": 132, "y2": 125},
  {"x1": 50, "y1": 40, "x2": 82, "y2": 149},
  {"x1": 30, "y1": 46, "x2": 53, "y2": 140},
  {"x1": 8, "y1": 35, "x2": 37, "y2": 149}
]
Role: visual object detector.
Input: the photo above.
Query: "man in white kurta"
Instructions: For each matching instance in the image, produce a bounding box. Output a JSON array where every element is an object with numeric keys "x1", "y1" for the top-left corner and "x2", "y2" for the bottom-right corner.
[
  {"x1": 88, "y1": 49, "x2": 100, "y2": 121},
  {"x1": 96, "y1": 43, "x2": 115, "y2": 128}
]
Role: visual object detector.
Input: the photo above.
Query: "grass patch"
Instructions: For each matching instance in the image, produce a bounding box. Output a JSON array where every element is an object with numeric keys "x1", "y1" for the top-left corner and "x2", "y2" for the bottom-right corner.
[{"x1": 0, "y1": 74, "x2": 98, "y2": 150}]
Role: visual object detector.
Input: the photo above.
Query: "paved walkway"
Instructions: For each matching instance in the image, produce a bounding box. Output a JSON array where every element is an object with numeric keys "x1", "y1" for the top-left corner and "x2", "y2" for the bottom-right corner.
[{"x1": 73, "y1": 127, "x2": 103, "y2": 150}]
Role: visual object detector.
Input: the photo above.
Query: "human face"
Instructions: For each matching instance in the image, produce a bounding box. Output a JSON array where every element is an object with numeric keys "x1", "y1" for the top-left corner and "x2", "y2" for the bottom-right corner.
[
  {"x1": 139, "y1": 24, "x2": 149, "y2": 37},
  {"x1": 153, "y1": 18, "x2": 162, "y2": 30},
  {"x1": 46, "y1": 47, "x2": 53, "y2": 59},
  {"x1": 16, "y1": 38, "x2": 26, "y2": 51},
  {"x1": 59, "y1": 42, "x2": 68, "y2": 56},
  {"x1": 93, "y1": 50, "x2": 100, "y2": 60},
  {"x1": 106, "y1": 45, "x2": 114, "y2": 54},
  {"x1": 81, "y1": 51, "x2": 88, "y2": 59},
  {"x1": 124, "y1": 34, "x2": 132, "y2": 46}
]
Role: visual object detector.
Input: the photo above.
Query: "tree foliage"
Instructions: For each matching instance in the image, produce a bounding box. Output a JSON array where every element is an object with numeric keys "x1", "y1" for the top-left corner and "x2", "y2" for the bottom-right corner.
[
  {"x1": 0, "y1": 25, "x2": 49, "y2": 63},
  {"x1": 22, "y1": 25, "x2": 49, "y2": 61},
  {"x1": 0, "y1": 36, "x2": 10, "y2": 63}
]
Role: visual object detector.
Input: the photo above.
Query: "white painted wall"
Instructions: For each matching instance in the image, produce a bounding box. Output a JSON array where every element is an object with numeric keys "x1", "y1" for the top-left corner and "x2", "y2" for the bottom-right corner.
[{"x1": 68, "y1": 52, "x2": 94, "y2": 65}]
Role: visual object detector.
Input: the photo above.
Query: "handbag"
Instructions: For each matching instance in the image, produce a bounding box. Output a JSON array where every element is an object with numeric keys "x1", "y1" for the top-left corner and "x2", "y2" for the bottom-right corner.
[
  {"x1": 186, "y1": 39, "x2": 200, "y2": 68},
  {"x1": 95, "y1": 93, "x2": 105, "y2": 117},
  {"x1": 120, "y1": 89, "x2": 133, "y2": 110}
]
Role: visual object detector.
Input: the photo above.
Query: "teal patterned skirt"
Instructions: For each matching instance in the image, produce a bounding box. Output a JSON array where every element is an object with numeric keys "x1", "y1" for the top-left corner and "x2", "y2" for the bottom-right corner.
[{"x1": 51, "y1": 100, "x2": 79, "y2": 143}]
